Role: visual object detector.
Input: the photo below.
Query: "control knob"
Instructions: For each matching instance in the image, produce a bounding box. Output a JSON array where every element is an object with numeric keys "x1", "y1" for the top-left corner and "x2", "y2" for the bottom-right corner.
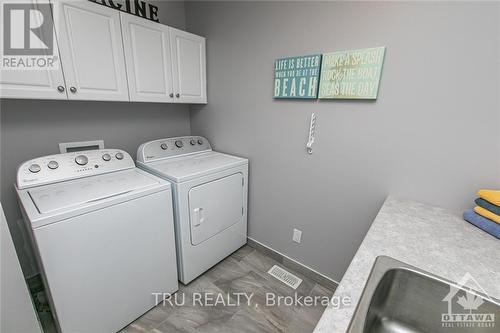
[
  {"x1": 102, "y1": 153, "x2": 111, "y2": 161},
  {"x1": 115, "y1": 152, "x2": 124, "y2": 160},
  {"x1": 28, "y1": 164, "x2": 41, "y2": 173},
  {"x1": 47, "y1": 161, "x2": 59, "y2": 170},
  {"x1": 190, "y1": 139, "x2": 196, "y2": 146},
  {"x1": 175, "y1": 140, "x2": 183, "y2": 148},
  {"x1": 75, "y1": 155, "x2": 88, "y2": 166},
  {"x1": 198, "y1": 139, "x2": 203, "y2": 145},
  {"x1": 160, "y1": 143, "x2": 168, "y2": 150}
]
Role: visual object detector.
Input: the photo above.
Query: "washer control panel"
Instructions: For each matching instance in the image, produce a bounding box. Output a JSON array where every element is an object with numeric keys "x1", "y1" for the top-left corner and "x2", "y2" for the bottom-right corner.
[
  {"x1": 17, "y1": 149, "x2": 135, "y2": 189},
  {"x1": 137, "y1": 136, "x2": 211, "y2": 163}
]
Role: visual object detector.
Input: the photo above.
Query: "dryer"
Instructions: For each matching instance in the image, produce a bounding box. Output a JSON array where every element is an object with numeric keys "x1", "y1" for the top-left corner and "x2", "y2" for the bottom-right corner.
[
  {"x1": 137, "y1": 136, "x2": 248, "y2": 284},
  {"x1": 16, "y1": 149, "x2": 178, "y2": 333}
]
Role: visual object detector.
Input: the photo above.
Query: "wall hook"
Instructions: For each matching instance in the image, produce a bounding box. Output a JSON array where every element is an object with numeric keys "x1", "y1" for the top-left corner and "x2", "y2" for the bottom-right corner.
[{"x1": 306, "y1": 112, "x2": 316, "y2": 155}]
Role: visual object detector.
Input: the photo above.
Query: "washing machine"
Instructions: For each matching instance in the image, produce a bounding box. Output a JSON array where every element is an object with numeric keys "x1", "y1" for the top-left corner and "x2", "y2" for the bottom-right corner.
[
  {"x1": 15, "y1": 149, "x2": 178, "y2": 333},
  {"x1": 137, "y1": 136, "x2": 248, "y2": 284}
]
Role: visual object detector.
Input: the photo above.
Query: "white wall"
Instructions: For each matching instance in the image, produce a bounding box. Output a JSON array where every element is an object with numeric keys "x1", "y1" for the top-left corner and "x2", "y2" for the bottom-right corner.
[{"x1": 186, "y1": 1, "x2": 500, "y2": 281}]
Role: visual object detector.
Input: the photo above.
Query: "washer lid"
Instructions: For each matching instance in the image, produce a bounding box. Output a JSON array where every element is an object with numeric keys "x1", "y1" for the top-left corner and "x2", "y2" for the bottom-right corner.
[
  {"x1": 145, "y1": 151, "x2": 248, "y2": 183},
  {"x1": 28, "y1": 169, "x2": 161, "y2": 214}
]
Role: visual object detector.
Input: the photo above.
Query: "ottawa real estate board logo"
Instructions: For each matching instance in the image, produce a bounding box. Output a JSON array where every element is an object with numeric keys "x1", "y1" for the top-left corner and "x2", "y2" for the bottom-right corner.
[
  {"x1": 1, "y1": 2, "x2": 58, "y2": 70},
  {"x1": 441, "y1": 272, "x2": 497, "y2": 329}
]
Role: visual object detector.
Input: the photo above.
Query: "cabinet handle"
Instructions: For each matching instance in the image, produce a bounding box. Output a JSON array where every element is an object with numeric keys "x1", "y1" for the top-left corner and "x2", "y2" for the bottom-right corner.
[
  {"x1": 70, "y1": 87, "x2": 77, "y2": 93},
  {"x1": 57, "y1": 86, "x2": 65, "y2": 93},
  {"x1": 175, "y1": 93, "x2": 180, "y2": 98},
  {"x1": 169, "y1": 93, "x2": 174, "y2": 98}
]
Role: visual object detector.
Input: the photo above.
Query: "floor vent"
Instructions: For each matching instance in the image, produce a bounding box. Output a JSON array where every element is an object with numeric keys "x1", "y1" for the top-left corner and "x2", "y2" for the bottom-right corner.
[{"x1": 267, "y1": 265, "x2": 302, "y2": 289}]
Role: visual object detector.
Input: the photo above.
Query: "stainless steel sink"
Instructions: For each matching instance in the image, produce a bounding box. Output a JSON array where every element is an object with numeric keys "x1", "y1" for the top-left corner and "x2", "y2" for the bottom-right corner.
[{"x1": 347, "y1": 256, "x2": 499, "y2": 333}]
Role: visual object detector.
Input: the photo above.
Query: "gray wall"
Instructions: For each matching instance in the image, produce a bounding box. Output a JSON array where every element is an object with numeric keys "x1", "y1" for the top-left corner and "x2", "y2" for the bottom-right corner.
[
  {"x1": 186, "y1": 1, "x2": 500, "y2": 281},
  {"x1": 0, "y1": 1, "x2": 191, "y2": 277}
]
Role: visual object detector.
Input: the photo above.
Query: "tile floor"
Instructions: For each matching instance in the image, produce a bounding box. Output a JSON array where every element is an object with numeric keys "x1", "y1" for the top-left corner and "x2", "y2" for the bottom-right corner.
[{"x1": 121, "y1": 245, "x2": 335, "y2": 333}]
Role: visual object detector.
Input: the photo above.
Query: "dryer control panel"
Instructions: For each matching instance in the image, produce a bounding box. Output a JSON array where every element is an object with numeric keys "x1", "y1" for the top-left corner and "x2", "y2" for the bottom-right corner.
[
  {"x1": 16, "y1": 149, "x2": 135, "y2": 189},
  {"x1": 137, "y1": 136, "x2": 212, "y2": 163}
]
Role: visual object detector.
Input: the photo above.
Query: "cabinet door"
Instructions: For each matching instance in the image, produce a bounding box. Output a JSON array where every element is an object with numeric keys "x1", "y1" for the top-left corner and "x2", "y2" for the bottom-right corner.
[
  {"x1": 0, "y1": 0, "x2": 67, "y2": 100},
  {"x1": 54, "y1": 1, "x2": 129, "y2": 101},
  {"x1": 120, "y1": 13, "x2": 173, "y2": 103},
  {"x1": 170, "y1": 28, "x2": 206, "y2": 104}
]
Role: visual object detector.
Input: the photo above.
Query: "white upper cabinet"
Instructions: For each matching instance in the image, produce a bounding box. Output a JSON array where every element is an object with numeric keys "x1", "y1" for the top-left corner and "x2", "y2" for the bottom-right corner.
[
  {"x1": 120, "y1": 13, "x2": 173, "y2": 103},
  {"x1": 170, "y1": 28, "x2": 207, "y2": 104},
  {"x1": 0, "y1": 0, "x2": 67, "y2": 100},
  {"x1": 54, "y1": 1, "x2": 129, "y2": 101},
  {"x1": 0, "y1": 60, "x2": 67, "y2": 100},
  {"x1": 1, "y1": 1, "x2": 206, "y2": 104}
]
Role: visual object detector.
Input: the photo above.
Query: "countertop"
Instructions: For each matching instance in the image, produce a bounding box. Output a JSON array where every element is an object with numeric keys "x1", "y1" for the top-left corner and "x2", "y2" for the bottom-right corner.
[{"x1": 313, "y1": 196, "x2": 500, "y2": 333}]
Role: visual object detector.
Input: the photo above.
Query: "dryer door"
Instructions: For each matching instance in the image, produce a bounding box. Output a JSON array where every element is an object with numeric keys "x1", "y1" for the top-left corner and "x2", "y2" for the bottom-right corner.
[{"x1": 189, "y1": 173, "x2": 244, "y2": 246}]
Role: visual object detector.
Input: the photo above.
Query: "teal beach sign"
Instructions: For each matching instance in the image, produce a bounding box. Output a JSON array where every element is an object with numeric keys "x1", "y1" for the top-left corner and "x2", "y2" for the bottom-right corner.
[
  {"x1": 319, "y1": 47, "x2": 386, "y2": 99},
  {"x1": 274, "y1": 54, "x2": 322, "y2": 99}
]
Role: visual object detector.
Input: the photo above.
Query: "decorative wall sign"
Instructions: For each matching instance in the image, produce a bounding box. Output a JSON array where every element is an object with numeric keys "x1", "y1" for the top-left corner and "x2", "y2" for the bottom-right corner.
[
  {"x1": 318, "y1": 47, "x2": 385, "y2": 99},
  {"x1": 274, "y1": 54, "x2": 322, "y2": 99},
  {"x1": 88, "y1": 0, "x2": 159, "y2": 22}
]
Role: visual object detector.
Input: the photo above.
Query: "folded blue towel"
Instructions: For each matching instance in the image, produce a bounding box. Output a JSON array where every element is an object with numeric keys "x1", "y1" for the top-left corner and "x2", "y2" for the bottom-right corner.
[
  {"x1": 463, "y1": 209, "x2": 500, "y2": 239},
  {"x1": 475, "y1": 198, "x2": 500, "y2": 216}
]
